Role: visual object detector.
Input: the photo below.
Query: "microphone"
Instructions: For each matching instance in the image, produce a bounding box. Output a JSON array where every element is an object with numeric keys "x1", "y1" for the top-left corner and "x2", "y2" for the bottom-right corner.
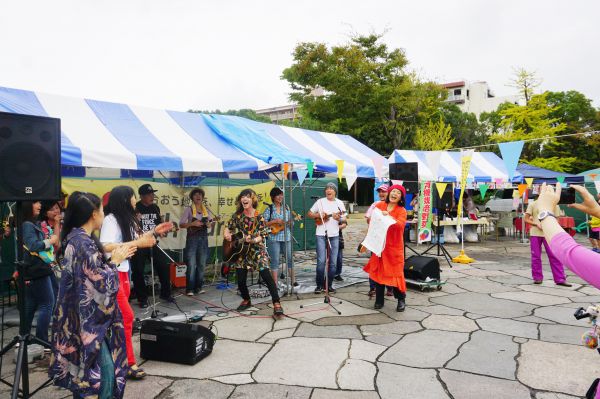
[
  {"x1": 310, "y1": 196, "x2": 320, "y2": 200},
  {"x1": 263, "y1": 201, "x2": 272, "y2": 206}
]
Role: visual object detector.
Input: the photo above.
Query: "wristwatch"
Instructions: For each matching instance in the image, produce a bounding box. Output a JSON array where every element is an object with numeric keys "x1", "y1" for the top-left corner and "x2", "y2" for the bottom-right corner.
[{"x1": 538, "y1": 211, "x2": 556, "y2": 222}]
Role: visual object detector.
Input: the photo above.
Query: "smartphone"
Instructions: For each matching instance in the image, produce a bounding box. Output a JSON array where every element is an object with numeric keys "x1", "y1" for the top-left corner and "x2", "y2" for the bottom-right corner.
[{"x1": 558, "y1": 187, "x2": 575, "y2": 205}]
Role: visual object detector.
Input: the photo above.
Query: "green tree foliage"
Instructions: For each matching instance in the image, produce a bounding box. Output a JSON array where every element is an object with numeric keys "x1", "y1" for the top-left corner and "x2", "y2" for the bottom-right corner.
[
  {"x1": 413, "y1": 117, "x2": 454, "y2": 150},
  {"x1": 441, "y1": 103, "x2": 488, "y2": 148},
  {"x1": 189, "y1": 108, "x2": 272, "y2": 123},
  {"x1": 281, "y1": 34, "x2": 446, "y2": 154},
  {"x1": 508, "y1": 67, "x2": 541, "y2": 104},
  {"x1": 523, "y1": 156, "x2": 578, "y2": 173}
]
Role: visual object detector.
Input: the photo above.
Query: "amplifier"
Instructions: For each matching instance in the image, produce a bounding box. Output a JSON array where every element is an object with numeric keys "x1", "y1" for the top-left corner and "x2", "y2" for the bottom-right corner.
[
  {"x1": 404, "y1": 256, "x2": 440, "y2": 281},
  {"x1": 140, "y1": 320, "x2": 215, "y2": 365}
]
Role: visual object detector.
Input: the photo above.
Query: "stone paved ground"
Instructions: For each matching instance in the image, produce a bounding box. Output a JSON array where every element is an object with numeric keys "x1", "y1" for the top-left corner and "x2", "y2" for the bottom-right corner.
[{"x1": 1, "y1": 217, "x2": 599, "y2": 398}]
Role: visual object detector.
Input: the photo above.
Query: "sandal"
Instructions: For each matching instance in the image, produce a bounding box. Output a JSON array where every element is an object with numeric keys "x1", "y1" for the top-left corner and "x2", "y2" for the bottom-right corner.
[
  {"x1": 237, "y1": 300, "x2": 252, "y2": 311},
  {"x1": 368, "y1": 289, "x2": 375, "y2": 299},
  {"x1": 127, "y1": 364, "x2": 146, "y2": 380},
  {"x1": 273, "y1": 302, "x2": 284, "y2": 318}
]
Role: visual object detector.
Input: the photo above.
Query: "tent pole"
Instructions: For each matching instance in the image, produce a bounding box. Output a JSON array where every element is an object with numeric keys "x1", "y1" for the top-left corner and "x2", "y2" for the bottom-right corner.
[
  {"x1": 281, "y1": 164, "x2": 290, "y2": 296},
  {"x1": 288, "y1": 164, "x2": 295, "y2": 295}
]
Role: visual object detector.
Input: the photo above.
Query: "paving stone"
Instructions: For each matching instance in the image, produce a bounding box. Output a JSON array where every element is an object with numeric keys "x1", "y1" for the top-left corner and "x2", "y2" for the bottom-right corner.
[
  {"x1": 212, "y1": 315, "x2": 273, "y2": 341},
  {"x1": 405, "y1": 292, "x2": 434, "y2": 306},
  {"x1": 379, "y1": 330, "x2": 469, "y2": 367},
  {"x1": 539, "y1": 324, "x2": 589, "y2": 345},
  {"x1": 360, "y1": 320, "x2": 422, "y2": 336},
  {"x1": 579, "y1": 286, "x2": 600, "y2": 296},
  {"x1": 519, "y1": 339, "x2": 599, "y2": 396},
  {"x1": 364, "y1": 334, "x2": 401, "y2": 347},
  {"x1": 157, "y1": 379, "x2": 234, "y2": 399},
  {"x1": 125, "y1": 375, "x2": 172, "y2": 399},
  {"x1": 453, "y1": 277, "x2": 521, "y2": 293},
  {"x1": 517, "y1": 284, "x2": 587, "y2": 298},
  {"x1": 294, "y1": 323, "x2": 362, "y2": 339},
  {"x1": 230, "y1": 384, "x2": 311, "y2": 399},
  {"x1": 440, "y1": 369, "x2": 531, "y2": 399},
  {"x1": 476, "y1": 317, "x2": 539, "y2": 339},
  {"x1": 422, "y1": 314, "x2": 479, "y2": 333},
  {"x1": 0, "y1": 371, "x2": 71, "y2": 398},
  {"x1": 492, "y1": 291, "x2": 571, "y2": 306},
  {"x1": 338, "y1": 359, "x2": 376, "y2": 390},
  {"x1": 211, "y1": 373, "x2": 254, "y2": 384},
  {"x1": 376, "y1": 362, "x2": 449, "y2": 399},
  {"x1": 534, "y1": 306, "x2": 591, "y2": 327},
  {"x1": 314, "y1": 312, "x2": 393, "y2": 326},
  {"x1": 334, "y1": 292, "x2": 373, "y2": 301},
  {"x1": 349, "y1": 339, "x2": 387, "y2": 362},
  {"x1": 515, "y1": 315, "x2": 556, "y2": 324},
  {"x1": 258, "y1": 328, "x2": 295, "y2": 344},
  {"x1": 459, "y1": 269, "x2": 510, "y2": 277},
  {"x1": 437, "y1": 282, "x2": 468, "y2": 294},
  {"x1": 535, "y1": 393, "x2": 582, "y2": 399},
  {"x1": 284, "y1": 297, "x2": 377, "y2": 322},
  {"x1": 465, "y1": 313, "x2": 486, "y2": 319},
  {"x1": 411, "y1": 304, "x2": 465, "y2": 315},
  {"x1": 507, "y1": 269, "x2": 538, "y2": 278},
  {"x1": 379, "y1": 305, "x2": 429, "y2": 321},
  {"x1": 514, "y1": 337, "x2": 528, "y2": 343},
  {"x1": 253, "y1": 337, "x2": 349, "y2": 388},
  {"x1": 272, "y1": 316, "x2": 300, "y2": 331},
  {"x1": 438, "y1": 268, "x2": 470, "y2": 279},
  {"x1": 431, "y1": 292, "x2": 536, "y2": 318},
  {"x1": 311, "y1": 389, "x2": 380, "y2": 399},
  {"x1": 447, "y1": 330, "x2": 518, "y2": 380},
  {"x1": 488, "y1": 275, "x2": 534, "y2": 285},
  {"x1": 143, "y1": 340, "x2": 270, "y2": 379}
]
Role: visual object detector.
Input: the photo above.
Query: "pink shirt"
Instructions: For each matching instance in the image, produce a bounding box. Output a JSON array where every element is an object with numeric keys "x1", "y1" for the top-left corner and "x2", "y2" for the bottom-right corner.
[{"x1": 551, "y1": 232, "x2": 600, "y2": 289}]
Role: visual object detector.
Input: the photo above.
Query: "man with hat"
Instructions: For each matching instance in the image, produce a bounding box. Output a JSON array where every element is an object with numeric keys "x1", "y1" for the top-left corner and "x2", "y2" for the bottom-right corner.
[
  {"x1": 131, "y1": 184, "x2": 174, "y2": 308},
  {"x1": 307, "y1": 182, "x2": 347, "y2": 294}
]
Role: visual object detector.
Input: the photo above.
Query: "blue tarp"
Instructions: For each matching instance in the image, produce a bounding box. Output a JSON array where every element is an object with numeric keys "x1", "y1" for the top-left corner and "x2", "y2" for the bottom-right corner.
[{"x1": 517, "y1": 163, "x2": 584, "y2": 184}]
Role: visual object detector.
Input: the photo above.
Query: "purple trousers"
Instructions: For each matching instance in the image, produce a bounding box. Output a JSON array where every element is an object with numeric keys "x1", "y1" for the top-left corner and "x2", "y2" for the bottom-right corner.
[{"x1": 530, "y1": 236, "x2": 566, "y2": 283}]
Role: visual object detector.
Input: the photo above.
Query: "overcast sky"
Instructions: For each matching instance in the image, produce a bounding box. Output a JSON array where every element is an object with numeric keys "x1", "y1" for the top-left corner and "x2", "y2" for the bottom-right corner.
[{"x1": 1, "y1": 0, "x2": 598, "y2": 112}]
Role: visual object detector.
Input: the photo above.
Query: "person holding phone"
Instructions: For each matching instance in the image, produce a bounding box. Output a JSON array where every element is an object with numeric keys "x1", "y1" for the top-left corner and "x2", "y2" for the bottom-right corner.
[{"x1": 524, "y1": 195, "x2": 571, "y2": 286}]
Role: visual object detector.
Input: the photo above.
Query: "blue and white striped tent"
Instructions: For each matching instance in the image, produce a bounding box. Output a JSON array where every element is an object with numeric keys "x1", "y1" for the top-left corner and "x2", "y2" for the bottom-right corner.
[
  {"x1": 389, "y1": 150, "x2": 523, "y2": 183},
  {"x1": 0, "y1": 86, "x2": 386, "y2": 178}
]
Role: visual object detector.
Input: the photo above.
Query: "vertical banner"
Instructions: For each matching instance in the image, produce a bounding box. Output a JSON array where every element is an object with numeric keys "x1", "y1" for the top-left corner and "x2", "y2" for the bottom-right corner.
[
  {"x1": 335, "y1": 160, "x2": 344, "y2": 182},
  {"x1": 418, "y1": 181, "x2": 433, "y2": 243},
  {"x1": 456, "y1": 149, "x2": 474, "y2": 218}
]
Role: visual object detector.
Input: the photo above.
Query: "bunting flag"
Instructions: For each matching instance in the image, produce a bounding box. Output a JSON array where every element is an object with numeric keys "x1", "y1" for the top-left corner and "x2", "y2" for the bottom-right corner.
[
  {"x1": 494, "y1": 177, "x2": 504, "y2": 188},
  {"x1": 456, "y1": 150, "x2": 474, "y2": 218},
  {"x1": 283, "y1": 163, "x2": 289, "y2": 179},
  {"x1": 296, "y1": 168, "x2": 308, "y2": 186},
  {"x1": 335, "y1": 160, "x2": 344, "y2": 182},
  {"x1": 590, "y1": 173, "x2": 598, "y2": 181},
  {"x1": 391, "y1": 179, "x2": 404, "y2": 187},
  {"x1": 525, "y1": 177, "x2": 534, "y2": 188},
  {"x1": 478, "y1": 184, "x2": 489, "y2": 200},
  {"x1": 556, "y1": 176, "x2": 565, "y2": 184},
  {"x1": 498, "y1": 140, "x2": 524, "y2": 181},
  {"x1": 517, "y1": 184, "x2": 528, "y2": 197},
  {"x1": 372, "y1": 157, "x2": 384, "y2": 179},
  {"x1": 425, "y1": 151, "x2": 442, "y2": 181},
  {"x1": 435, "y1": 182, "x2": 448, "y2": 199},
  {"x1": 307, "y1": 161, "x2": 314, "y2": 179},
  {"x1": 595, "y1": 181, "x2": 600, "y2": 192}
]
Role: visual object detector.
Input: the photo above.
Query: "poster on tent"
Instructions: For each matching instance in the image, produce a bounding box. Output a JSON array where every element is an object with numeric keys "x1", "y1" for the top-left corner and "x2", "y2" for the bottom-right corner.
[
  {"x1": 62, "y1": 178, "x2": 275, "y2": 250},
  {"x1": 417, "y1": 181, "x2": 433, "y2": 243}
]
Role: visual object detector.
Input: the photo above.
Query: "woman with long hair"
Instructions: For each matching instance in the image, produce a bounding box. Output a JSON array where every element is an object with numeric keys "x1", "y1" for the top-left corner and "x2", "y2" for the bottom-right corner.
[
  {"x1": 100, "y1": 185, "x2": 172, "y2": 379},
  {"x1": 49, "y1": 192, "x2": 135, "y2": 399},
  {"x1": 40, "y1": 200, "x2": 63, "y2": 298},
  {"x1": 21, "y1": 201, "x2": 56, "y2": 346},
  {"x1": 224, "y1": 189, "x2": 284, "y2": 318},
  {"x1": 363, "y1": 185, "x2": 408, "y2": 312}
]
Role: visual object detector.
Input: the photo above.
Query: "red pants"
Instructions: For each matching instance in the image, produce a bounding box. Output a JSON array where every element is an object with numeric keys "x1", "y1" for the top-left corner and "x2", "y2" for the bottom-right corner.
[{"x1": 117, "y1": 271, "x2": 136, "y2": 366}]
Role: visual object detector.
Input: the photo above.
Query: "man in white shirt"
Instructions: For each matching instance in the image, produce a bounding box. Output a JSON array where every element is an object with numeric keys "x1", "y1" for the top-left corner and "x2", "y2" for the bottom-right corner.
[{"x1": 307, "y1": 182, "x2": 346, "y2": 294}]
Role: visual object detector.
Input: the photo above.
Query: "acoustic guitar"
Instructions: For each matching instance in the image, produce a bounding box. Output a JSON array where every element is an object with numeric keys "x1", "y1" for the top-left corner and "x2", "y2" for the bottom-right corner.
[
  {"x1": 222, "y1": 231, "x2": 253, "y2": 263},
  {"x1": 188, "y1": 215, "x2": 220, "y2": 236}
]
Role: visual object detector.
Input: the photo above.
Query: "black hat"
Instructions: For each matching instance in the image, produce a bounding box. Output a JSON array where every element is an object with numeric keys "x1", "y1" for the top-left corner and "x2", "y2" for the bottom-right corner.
[{"x1": 139, "y1": 184, "x2": 158, "y2": 196}]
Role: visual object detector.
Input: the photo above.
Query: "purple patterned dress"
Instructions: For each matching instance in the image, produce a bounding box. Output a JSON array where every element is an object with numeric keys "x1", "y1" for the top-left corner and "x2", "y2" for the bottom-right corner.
[{"x1": 48, "y1": 228, "x2": 128, "y2": 398}]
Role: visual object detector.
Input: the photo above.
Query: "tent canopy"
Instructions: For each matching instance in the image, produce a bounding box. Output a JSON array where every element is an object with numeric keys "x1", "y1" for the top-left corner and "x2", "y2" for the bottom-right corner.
[
  {"x1": 389, "y1": 150, "x2": 522, "y2": 183},
  {"x1": 0, "y1": 86, "x2": 386, "y2": 177},
  {"x1": 517, "y1": 163, "x2": 584, "y2": 184},
  {"x1": 577, "y1": 167, "x2": 600, "y2": 182}
]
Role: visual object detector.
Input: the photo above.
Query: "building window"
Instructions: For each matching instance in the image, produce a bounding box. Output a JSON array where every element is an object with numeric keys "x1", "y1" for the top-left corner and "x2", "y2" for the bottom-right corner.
[
  {"x1": 453, "y1": 89, "x2": 462, "y2": 96},
  {"x1": 466, "y1": 90, "x2": 470, "y2": 99}
]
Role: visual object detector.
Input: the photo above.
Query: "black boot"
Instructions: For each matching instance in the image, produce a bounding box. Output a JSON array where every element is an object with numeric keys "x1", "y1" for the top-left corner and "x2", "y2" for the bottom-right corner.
[
  {"x1": 396, "y1": 290, "x2": 406, "y2": 312},
  {"x1": 374, "y1": 283, "x2": 385, "y2": 310}
]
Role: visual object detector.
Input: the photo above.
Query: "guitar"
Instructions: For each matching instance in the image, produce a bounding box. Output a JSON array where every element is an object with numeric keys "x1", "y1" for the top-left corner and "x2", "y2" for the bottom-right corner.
[
  {"x1": 268, "y1": 212, "x2": 303, "y2": 235},
  {"x1": 188, "y1": 215, "x2": 221, "y2": 236},
  {"x1": 222, "y1": 231, "x2": 253, "y2": 263},
  {"x1": 314, "y1": 212, "x2": 344, "y2": 226}
]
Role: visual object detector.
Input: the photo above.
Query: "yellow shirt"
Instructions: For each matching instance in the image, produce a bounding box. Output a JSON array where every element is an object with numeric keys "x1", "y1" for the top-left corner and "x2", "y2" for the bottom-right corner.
[
  {"x1": 590, "y1": 216, "x2": 600, "y2": 229},
  {"x1": 525, "y1": 200, "x2": 561, "y2": 237}
]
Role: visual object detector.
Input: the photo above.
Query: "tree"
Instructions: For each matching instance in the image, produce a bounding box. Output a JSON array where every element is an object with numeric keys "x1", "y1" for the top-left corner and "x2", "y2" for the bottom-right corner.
[
  {"x1": 188, "y1": 108, "x2": 272, "y2": 123},
  {"x1": 441, "y1": 103, "x2": 488, "y2": 148},
  {"x1": 281, "y1": 34, "x2": 446, "y2": 154},
  {"x1": 413, "y1": 117, "x2": 454, "y2": 150},
  {"x1": 507, "y1": 67, "x2": 541, "y2": 104}
]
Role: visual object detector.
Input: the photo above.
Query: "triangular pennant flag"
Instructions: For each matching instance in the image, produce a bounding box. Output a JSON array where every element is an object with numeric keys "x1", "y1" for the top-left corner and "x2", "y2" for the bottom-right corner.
[
  {"x1": 589, "y1": 173, "x2": 598, "y2": 181},
  {"x1": 556, "y1": 176, "x2": 565, "y2": 184},
  {"x1": 335, "y1": 160, "x2": 344, "y2": 182},
  {"x1": 498, "y1": 140, "x2": 524, "y2": 181},
  {"x1": 372, "y1": 157, "x2": 384, "y2": 179},
  {"x1": 517, "y1": 184, "x2": 528, "y2": 197},
  {"x1": 494, "y1": 177, "x2": 504, "y2": 187},
  {"x1": 525, "y1": 177, "x2": 534, "y2": 188},
  {"x1": 478, "y1": 184, "x2": 489, "y2": 200},
  {"x1": 435, "y1": 182, "x2": 448, "y2": 199},
  {"x1": 345, "y1": 175, "x2": 358, "y2": 190},
  {"x1": 296, "y1": 168, "x2": 308, "y2": 186},
  {"x1": 283, "y1": 163, "x2": 290, "y2": 179},
  {"x1": 595, "y1": 181, "x2": 600, "y2": 192},
  {"x1": 307, "y1": 161, "x2": 314, "y2": 179},
  {"x1": 391, "y1": 180, "x2": 403, "y2": 186},
  {"x1": 425, "y1": 151, "x2": 442, "y2": 181},
  {"x1": 344, "y1": 163, "x2": 358, "y2": 190}
]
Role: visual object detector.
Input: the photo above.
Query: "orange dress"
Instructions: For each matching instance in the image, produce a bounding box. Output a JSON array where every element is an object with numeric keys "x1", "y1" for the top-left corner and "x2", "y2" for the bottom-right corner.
[{"x1": 363, "y1": 202, "x2": 407, "y2": 292}]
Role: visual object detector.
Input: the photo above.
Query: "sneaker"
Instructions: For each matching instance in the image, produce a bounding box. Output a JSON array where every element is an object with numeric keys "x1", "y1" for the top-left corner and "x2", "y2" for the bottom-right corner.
[
  {"x1": 186, "y1": 291, "x2": 194, "y2": 296},
  {"x1": 237, "y1": 300, "x2": 252, "y2": 311},
  {"x1": 314, "y1": 286, "x2": 323, "y2": 294},
  {"x1": 556, "y1": 281, "x2": 573, "y2": 287},
  {"x1": 327, "y1": 287, "x2": 336, "y2": 294},
  {"x1": 593, "y1": 248, "x2": 600, "y2": 253},
  {"x1": 334, "y1": 275, "x2": 344, "y2": 282},
  {"x1": 533, "y1": 280, "x2": 543, "y2": 285},
  {"x1": 293, "y1": 282, "x2": 299, "y2": 287}
]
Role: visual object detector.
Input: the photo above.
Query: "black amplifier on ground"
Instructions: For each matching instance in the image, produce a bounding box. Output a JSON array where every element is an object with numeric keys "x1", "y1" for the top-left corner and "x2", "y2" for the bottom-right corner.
[
  {"x1": 404, "y1": 255, "x2": 441, "y2": 281},
  {"x1": 140, "y1": 320, "x2": 215, "y2": 365}
]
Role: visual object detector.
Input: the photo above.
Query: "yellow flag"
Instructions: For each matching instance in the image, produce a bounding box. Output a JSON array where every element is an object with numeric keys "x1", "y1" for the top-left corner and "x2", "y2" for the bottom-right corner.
[
  {"x1": 525, "y1": 177, "x2": 534, "y2": 188},
  {"x1": 456, "y1": 150, "x2": 473, "y2": 218},
  {"x1": 435, "y1": 182, "x2": 448, "y2": 199},
  {"x1": 335, "y1": 160, "x2": 344, "y2": 182}
]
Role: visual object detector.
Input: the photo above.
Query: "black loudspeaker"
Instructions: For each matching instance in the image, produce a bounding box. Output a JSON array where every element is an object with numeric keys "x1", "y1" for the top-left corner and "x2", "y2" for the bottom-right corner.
[
  {"x1": 0, "y1": 112, "x2": 61, "y2": 201},
  {"x1": 389, "y1": 162, "x2": 419, "y2": 195},
  {"x1": 140, "y1": 320, "x2": 215, "y2": 365},
  {"x1": 434, "y1": 184, "x2": 454, "y2": 210},
  {"x1": 404, "y1": 256, "x2": 440, "y2": 281}
]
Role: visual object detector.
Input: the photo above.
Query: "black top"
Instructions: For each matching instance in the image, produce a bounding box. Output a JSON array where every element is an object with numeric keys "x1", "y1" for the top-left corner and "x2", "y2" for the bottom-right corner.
[{"x1": 135, "y1": 201, "x2": 162, "y2": 233}]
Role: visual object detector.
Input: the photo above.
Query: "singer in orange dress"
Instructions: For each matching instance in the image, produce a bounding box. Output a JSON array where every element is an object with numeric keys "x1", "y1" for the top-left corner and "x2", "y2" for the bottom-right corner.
[{"x1": 363, "y1": 184, "x2": 408, "y2": 311}]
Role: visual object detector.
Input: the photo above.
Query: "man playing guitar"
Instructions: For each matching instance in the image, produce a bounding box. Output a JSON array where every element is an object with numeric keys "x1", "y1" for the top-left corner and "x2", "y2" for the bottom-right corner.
[
  {"x1": 307, "y1": 182, "x2": 347, "y2": 294},
  {"x1": 224, "y1": 189, "x2": 284, "y2": 318}
]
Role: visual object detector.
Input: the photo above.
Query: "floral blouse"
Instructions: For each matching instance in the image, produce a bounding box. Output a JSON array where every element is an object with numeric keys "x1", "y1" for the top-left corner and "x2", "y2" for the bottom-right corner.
[
  {"x1": 49, "y1": 228, "x2": 128, "y2": 398},
  {"x1": 227, "y1": 212, "x2": 270, "y2": 271}
]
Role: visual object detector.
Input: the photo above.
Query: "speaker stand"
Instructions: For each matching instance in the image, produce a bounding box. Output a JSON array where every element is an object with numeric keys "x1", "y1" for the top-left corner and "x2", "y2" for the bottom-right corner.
[{"x1": 420, "y1": 214, "x2": 453, "y2": 268}]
